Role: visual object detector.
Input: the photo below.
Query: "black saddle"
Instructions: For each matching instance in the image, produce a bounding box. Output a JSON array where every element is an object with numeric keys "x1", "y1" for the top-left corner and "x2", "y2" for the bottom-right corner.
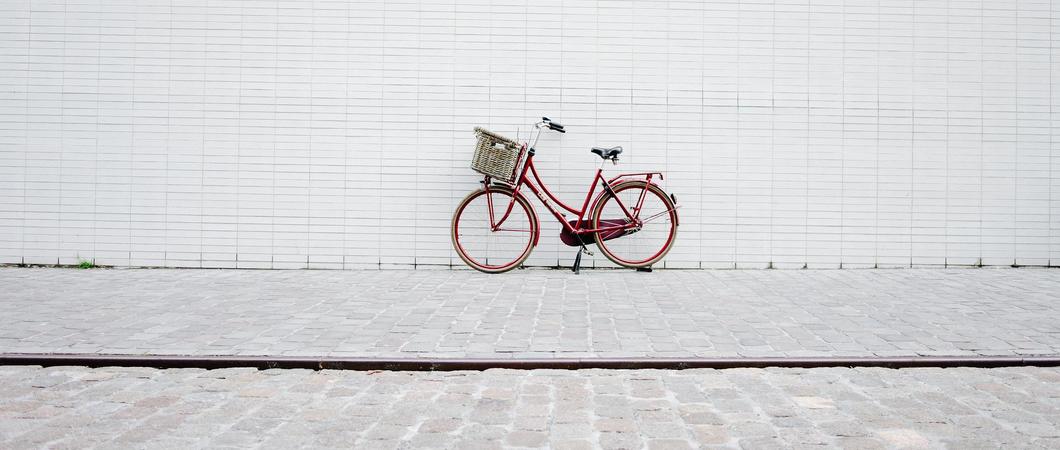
[{"x1": 591, "y1": 146, "x2": 623, "y2": 160}]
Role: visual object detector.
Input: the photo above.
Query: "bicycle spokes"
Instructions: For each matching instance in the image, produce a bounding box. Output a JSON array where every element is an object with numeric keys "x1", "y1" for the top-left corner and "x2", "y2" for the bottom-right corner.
[{"x1": 639, "y1": 207, "x2": 681, "y2": 225}]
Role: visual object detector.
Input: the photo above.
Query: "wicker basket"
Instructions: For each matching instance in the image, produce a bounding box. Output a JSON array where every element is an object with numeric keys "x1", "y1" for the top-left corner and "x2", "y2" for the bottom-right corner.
[{"x1": 470, "y1": 127, "x2": 524, "y2": 184}]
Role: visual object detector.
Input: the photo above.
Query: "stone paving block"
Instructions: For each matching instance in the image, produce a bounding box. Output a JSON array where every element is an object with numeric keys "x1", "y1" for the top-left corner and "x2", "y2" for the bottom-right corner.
[
  {"x1": 1, "y1": 268, "x2": 1059, "y2": 359},
  {"x1": 6, "y1": 365, "x2": 1055, "y2": 446}
]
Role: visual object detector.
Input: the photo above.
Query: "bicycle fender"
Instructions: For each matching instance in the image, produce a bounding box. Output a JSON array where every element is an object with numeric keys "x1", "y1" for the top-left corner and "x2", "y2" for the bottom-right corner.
[
  {"x1": 587, "y1": 178, "x2": 657, "y2": 215},
  {"x1": 588, "y1": 179, "x2": 678, "y2": 227}
]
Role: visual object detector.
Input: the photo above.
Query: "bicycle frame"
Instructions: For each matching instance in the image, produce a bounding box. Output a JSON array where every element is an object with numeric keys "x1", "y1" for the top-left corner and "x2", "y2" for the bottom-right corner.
[{"x1": 484, "y1": 146, "x2": 663, "y2": 243}]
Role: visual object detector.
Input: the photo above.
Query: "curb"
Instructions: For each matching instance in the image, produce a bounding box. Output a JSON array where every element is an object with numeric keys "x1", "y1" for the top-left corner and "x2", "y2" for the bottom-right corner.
[{"x1": 2, "y1": 354, "x2": 1059, "y2": 371}]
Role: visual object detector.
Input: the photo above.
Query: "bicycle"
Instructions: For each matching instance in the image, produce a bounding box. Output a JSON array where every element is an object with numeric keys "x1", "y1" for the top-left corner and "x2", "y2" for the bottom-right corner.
[{"x1": 452, "y1": 117, "x2": 679, "y2": 274}]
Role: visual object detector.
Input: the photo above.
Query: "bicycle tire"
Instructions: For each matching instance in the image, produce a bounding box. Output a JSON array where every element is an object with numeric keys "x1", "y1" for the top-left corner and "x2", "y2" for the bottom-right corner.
[
  {"x1": 451, "y1": 187, "x2": 538, "y2": 273},
  {"x1": 591, "y1": 181, "x2": 678, "y2": 268}
]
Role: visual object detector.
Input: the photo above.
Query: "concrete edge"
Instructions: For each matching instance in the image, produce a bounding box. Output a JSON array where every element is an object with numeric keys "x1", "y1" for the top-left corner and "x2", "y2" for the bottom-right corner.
[{"x1": 2, "y1": 354, "x2": 1059, "y2": 371}]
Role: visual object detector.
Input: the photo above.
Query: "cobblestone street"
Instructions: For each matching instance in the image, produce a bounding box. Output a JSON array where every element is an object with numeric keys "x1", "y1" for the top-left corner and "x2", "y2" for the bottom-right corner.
[
  {"x1": 2, "y1": 365, "x2": 1059, "y2": 449},
  {"x1": 3, "y1": 268, "x2": 1059, "y2": 448},
  {"x1": 1, "y1": 268, "x2": 1058, "y2": 358}
]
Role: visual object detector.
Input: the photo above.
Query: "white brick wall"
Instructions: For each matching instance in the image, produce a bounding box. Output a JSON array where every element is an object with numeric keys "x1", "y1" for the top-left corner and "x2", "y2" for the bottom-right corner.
[{"x1": 1, "y1": 0, "x2": 1058, "y2": 269}]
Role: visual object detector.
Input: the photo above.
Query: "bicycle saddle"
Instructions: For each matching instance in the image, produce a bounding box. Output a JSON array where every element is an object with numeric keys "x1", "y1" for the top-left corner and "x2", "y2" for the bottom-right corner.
[{"x1": 591, "y1": 146, "x2": 623, "y2": 160}]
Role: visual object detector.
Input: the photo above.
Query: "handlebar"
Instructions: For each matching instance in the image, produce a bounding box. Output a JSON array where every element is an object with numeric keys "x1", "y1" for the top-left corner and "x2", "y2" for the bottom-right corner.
[
  {"x1": 531, "y1": 116, "x2": 566, "y2": 148},
  {"x1": 541, "y1": 117, "x2": 565, "y2": 133}
]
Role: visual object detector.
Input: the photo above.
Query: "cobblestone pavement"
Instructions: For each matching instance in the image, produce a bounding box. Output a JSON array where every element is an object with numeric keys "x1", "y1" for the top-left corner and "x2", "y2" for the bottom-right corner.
[
  {"x1": 1, "y1": 268, "x2": 1058, "y2": 358},
  {"x1": 1, "y1": 365, "x2": 1058, "y2": 449}
]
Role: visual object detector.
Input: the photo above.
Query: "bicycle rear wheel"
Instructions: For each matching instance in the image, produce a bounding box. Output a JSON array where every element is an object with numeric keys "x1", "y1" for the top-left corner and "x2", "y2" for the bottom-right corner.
[
  {"x1": 451, "y1": 187, "x2": 537, "y2": 273},
  {"x1": 592, "y1": 181, "x2": 678, "y2": 268}
]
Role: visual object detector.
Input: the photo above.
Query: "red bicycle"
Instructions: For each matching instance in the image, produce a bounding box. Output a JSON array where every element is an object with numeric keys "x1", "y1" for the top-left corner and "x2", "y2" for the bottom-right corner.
[{"x1": 452, "y1": 117, "x2": 679, "y2": 273}]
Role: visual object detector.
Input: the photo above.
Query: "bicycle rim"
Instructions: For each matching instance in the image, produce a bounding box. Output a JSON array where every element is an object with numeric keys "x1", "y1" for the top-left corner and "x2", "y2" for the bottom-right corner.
[
  {"x1": 593, "y1": 182, "x2": 677, "y2": 268},
  {"x1": 452, "y1": 188, "x2": 536, "y2": 273}
]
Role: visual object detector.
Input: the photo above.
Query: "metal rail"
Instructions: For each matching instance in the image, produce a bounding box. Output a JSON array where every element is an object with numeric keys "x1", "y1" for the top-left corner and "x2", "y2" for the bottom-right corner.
[{"x1": 2, "y1": 354, "x2": 1058, "y2": 371}]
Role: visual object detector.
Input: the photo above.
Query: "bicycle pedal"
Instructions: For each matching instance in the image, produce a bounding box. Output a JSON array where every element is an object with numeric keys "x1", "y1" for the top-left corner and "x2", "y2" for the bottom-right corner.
[{"x1": 580, "y1": 248, "x2": 594, "y2": 256}]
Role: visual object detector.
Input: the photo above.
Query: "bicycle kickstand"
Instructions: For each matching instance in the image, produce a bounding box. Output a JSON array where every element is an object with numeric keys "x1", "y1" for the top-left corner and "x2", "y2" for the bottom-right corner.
[{"x1": 571, "y1": 245, "x2": 593, "y2": 274}]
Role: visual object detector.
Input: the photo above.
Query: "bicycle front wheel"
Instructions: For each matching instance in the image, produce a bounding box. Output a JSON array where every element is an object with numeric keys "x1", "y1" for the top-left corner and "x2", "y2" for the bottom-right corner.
[
  {"x1": 451, "y1": 187, "x2": 537, "y2": 273},
  {"x1": 592, "y1": 181, "x2": 678, "y2": 268}
]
